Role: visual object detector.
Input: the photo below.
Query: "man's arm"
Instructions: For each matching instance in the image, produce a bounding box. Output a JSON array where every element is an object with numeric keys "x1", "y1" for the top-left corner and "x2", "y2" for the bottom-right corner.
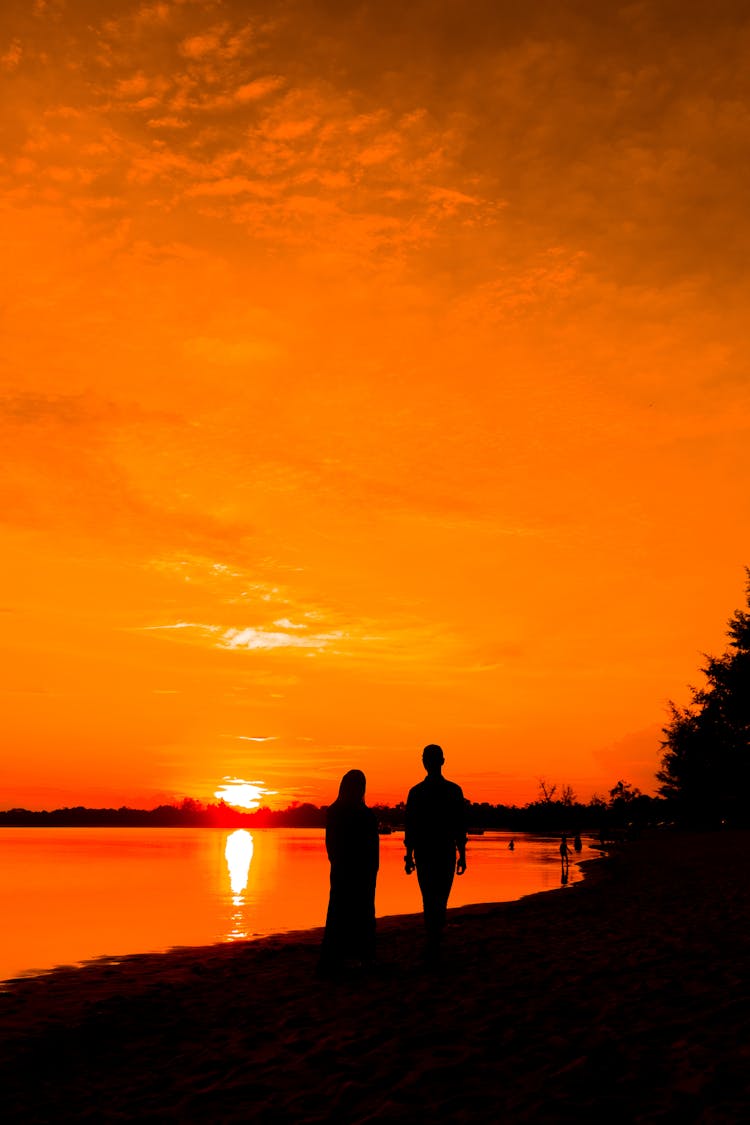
[
  {"x1": 404, "y1": 789, "x2": 416, "y2": 874},
  {"x1": 455, "y1": 788, "x2": 468, "y2": 875}
]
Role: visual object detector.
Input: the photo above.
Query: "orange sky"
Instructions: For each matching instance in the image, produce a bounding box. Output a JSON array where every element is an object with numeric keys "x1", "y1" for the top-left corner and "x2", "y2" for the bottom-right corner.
[{"x1": 2, "y1": 0, "x2": 749, "y2": 810}]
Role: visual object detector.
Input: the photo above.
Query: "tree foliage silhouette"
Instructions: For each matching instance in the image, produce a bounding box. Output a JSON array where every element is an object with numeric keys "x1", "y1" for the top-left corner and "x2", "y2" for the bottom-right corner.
[{"x1": 658, "y1": 569, "x2": 750, "y2": 825}]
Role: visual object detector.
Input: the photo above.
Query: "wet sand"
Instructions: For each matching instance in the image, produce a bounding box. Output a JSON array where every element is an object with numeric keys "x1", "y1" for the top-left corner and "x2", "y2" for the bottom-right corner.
[{"x1": 1, "y1": 830, "x2": 749, "y2": 1122}]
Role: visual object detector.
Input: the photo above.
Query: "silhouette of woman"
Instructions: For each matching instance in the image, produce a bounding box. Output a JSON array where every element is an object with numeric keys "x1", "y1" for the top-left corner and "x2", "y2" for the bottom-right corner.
[{"x1": 318, "y1": 770, "x2": 379, "y2": 977}]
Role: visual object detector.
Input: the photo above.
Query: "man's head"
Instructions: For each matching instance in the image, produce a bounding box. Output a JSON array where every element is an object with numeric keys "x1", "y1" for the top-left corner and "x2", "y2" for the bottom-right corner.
[{"x1": 422, "y1": 743, "x2": 445, "y2": 775}]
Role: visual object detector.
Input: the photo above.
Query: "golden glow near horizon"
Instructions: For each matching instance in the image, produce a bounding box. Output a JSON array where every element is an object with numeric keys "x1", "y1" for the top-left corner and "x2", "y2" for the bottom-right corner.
[
  {"x1": 214, "y1": 777, "x2": 269, "y2": 810},
  {"x1": 2, "y1": 2, "x2": 750, "y2": 811}
]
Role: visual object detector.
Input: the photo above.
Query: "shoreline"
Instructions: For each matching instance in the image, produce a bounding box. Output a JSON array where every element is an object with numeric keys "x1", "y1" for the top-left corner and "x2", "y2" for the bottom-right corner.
[
  {"x1": 0, "y1": 852, "x2": 594, "y2": 991},
  {"x1": 0, "y1": 833, "x2": 591, "y2": 987},
  {"x1": 2, "y1": 832, "x2": 748, "y2": 1121}
]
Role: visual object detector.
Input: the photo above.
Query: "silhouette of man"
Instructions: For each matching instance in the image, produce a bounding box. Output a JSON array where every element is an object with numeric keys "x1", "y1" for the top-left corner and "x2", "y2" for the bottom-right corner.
[
  {"x1": 560, "y1": 834, "x2": 570, "y2": 883},
  {"x1": 404, "y1": 744, "x2": 467, "y2": 962}
]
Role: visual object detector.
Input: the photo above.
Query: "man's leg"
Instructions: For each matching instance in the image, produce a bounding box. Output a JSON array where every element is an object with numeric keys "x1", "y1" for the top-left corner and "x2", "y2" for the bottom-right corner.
[{"x1": 416, "y1": 857, "x2": 455, "y2": 960}]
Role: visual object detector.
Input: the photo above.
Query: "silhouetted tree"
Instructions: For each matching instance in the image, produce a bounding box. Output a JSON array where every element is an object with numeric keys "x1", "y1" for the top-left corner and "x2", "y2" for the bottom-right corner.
[
  {"x1": 658, "y1": 569, "x2": 750, "y2": 825},
  {"x1": 608, "y1": 780, "x2": 641, "y2": 804},
  {"x1": 537, "y1": 779, "x2": 557, "y2": 803}
]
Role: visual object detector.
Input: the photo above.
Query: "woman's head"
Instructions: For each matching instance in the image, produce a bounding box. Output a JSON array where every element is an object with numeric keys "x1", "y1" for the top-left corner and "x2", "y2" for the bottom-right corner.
[{"x1": 337, "y1": 769, "x2": 367, "y2": 805}]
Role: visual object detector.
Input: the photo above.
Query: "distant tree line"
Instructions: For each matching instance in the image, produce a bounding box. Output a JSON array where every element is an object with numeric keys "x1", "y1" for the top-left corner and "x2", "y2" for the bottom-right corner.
[
  {"x1": 0, "y1": 782, "x2": 664, "y2": 834},
  {"x1": 0, "y1": 799, "x2": 327, "y2": 830},
  {"x1": 376, "y1": 779, "x2": 663, "y2": 836}
]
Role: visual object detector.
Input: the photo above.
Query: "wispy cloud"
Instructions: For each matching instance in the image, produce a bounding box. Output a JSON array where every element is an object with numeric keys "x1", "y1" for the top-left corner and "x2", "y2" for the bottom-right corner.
[
  {"x1": 1, "y1": 6, "x2": 494, "y2": 271},
  {"x1": 219, "y1": 626, "x2": 345, "y2": 651},
  {"x1": 142, "y1": 621, "x2": 220, "y2": 631},
  {"x1": 232, "y1": 735, "x2": 279, "y2": 742},
  {"x1": 141, "y1": 620, "x2": 346, "y2": 652},
  {"x1": 1, "y1": 40, "x2": 22, "y2": 71}
]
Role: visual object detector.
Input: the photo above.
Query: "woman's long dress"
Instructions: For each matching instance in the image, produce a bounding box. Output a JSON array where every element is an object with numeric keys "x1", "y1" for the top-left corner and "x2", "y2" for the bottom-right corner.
[{"x1": 319, "y1": 802, "x2": 379, "y2": 971}]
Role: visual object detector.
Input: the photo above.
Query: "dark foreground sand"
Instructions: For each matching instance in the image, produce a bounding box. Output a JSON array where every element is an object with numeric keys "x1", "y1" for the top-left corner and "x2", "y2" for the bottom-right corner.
[{"x1": 1, "y1": 831, "x2": 749, "y2": 1123}]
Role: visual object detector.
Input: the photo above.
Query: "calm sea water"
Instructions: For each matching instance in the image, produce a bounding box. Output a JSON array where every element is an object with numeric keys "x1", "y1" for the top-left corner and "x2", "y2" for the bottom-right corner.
[{"x1": 0, "y1": 828, "x2": 589, "y2": 982}]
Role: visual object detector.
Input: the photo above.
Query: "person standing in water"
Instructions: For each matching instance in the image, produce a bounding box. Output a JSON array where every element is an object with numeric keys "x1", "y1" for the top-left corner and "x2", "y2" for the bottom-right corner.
[
  {"x1": 404, "y1": 744, "x2": 467, "y2": 963},
  {"x1": 560, "y1": 834, "x2": 570, "y2": 882},
  {"x1": 318, "y1": 769, "x2": 379, "y2": 977}
]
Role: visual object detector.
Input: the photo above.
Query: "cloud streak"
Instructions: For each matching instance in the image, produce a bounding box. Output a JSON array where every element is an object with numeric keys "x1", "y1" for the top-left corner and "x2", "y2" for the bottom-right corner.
[{"x1": 142, "y1": 620, "x2": 347, "y2": 653}]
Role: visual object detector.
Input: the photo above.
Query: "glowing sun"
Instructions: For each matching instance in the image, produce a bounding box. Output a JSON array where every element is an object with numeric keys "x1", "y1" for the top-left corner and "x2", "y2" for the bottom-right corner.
[{"x1": 214, "y1": 777, "x2": 268, "y2": 810}]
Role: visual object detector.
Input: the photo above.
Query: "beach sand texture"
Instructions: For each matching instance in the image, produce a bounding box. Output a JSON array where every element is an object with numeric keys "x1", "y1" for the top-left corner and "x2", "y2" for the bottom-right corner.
[{"x1": 1, "y1": 830, "x2": 748, "y2": 1122}]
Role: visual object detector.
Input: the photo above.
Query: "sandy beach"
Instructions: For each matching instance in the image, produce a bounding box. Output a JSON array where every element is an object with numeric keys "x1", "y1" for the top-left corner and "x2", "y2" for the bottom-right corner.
[{"x1": 1, "y1": 830, "x2": 748, "y2": 1123}]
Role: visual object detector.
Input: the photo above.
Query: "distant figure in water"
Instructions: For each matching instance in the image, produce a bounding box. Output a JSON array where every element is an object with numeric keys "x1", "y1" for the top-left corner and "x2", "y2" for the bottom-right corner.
[
  {"x1": 560, "y1": 833, "x2": 570, "y2": 876},
  {"x1": 508, "y1": 838, "x2": 515, "y2": 851},
  {"x1": 404, "y1": 744, "x2": 467, "y2": 963},
  {"x1": 573, "y1": 833, "x2": 582, "y2": 853},
  {"x1": 318, "y1": 770, "x2": 379, "y2": 978}
]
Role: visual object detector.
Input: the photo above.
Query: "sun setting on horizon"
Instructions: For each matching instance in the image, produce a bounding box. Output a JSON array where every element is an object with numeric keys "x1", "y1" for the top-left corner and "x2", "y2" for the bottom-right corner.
[
  {"x1": 215, "y1": 778, "x2": 271, "y2": 810},
  {"x1": 2, "y1": 0, "x2": 750, "y2": 813}
]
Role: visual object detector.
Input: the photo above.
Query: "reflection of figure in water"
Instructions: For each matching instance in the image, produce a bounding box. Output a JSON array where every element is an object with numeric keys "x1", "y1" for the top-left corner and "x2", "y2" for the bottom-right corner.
[
  {"x1": 508, "y1": 838, "x2": 515, "y2": 851},
  {"x1": 404, "y1": 744, "x2": 467, "y2": 963},
  {"x1": 573, "y1": 832, "x2": 582, "y2": 853},
  {"x1": 318, "y1": 770, "x2": 379, "y2": 977}
]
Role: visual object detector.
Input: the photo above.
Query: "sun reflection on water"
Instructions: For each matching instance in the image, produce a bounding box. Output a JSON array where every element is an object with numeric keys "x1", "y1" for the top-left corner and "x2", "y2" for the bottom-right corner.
[{"x1": 224, "y1": 829, "x2": 254, "y2": 940}]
